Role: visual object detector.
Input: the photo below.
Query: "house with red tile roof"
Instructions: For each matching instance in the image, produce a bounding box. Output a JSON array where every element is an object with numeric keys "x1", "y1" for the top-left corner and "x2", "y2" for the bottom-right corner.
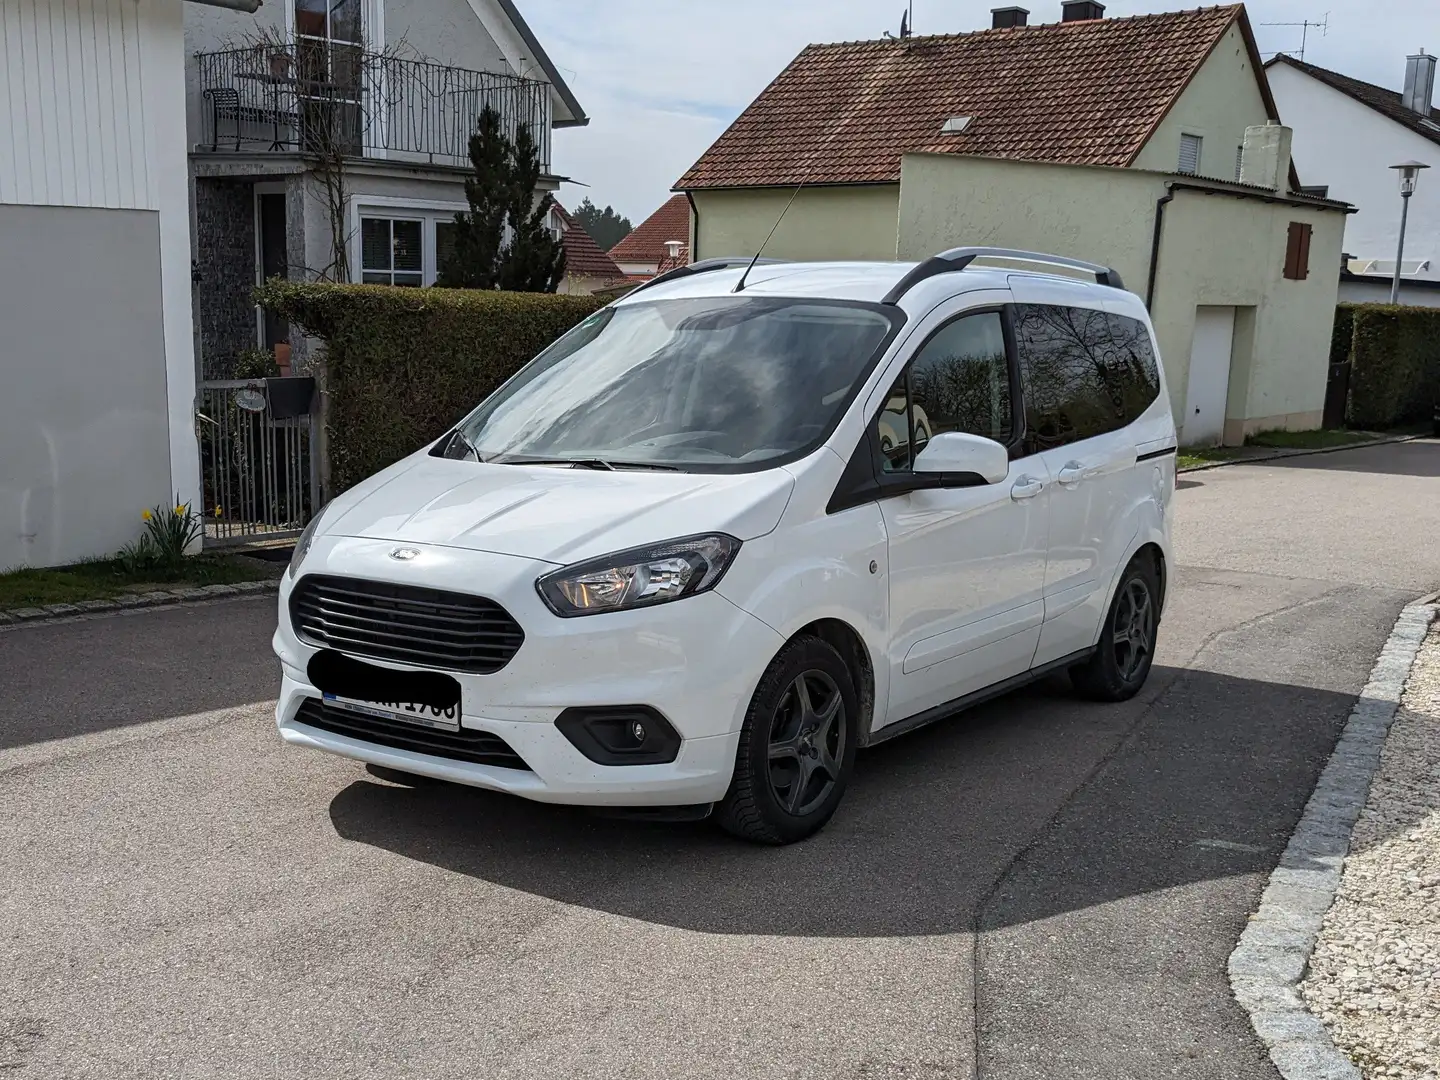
[
  {"x1": 609, "y1": 194, "x2": 693, "y2": 278},
  {"x1": 552, "y1": 202, "x2": 626, "y2": 295},
  {"x1": 673, "y1": 2, "x2": 1355, "y2": 446},
  {"x1": 677, "y1": 3, "x2": 1293, "y2": 262}
]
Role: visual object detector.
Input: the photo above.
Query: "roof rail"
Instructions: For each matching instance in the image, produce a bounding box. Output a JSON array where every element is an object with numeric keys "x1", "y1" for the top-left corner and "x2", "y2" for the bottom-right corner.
[
  {"x1": 625, "y1": 257, "x2": 783, "y2": 298},
  {"x1": 881, "y1": 247, "x2": 1125, "y2": 305}
]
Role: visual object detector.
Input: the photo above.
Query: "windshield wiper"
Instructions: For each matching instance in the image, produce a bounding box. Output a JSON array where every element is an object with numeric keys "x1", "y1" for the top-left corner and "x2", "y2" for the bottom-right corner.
[{"x1": 494, "y1": 456, "x2": 682, "y2": 472}]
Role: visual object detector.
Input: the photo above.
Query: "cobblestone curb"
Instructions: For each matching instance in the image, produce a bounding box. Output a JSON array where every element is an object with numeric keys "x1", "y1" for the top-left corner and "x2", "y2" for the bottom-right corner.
[
  {"x1": 1229, "y1": 599, "x2": 1439, "y2": 1080},
  {"x1": 0, "y1": 579, "x2": 279, "y2": 628}
]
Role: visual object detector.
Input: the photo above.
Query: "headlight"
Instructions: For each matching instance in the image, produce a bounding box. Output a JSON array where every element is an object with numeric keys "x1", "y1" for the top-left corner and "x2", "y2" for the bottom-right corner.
[
  {"x1": 288, "y1": 504, "x2": 331, "y2": 579},
  {"x1": 536, "y1": 534, "x2": 741, "y2": 618}
]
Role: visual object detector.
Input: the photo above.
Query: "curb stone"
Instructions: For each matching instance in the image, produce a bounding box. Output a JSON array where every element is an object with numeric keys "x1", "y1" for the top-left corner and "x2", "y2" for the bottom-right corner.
[
  {"x1": 1228, "y1": 599, "x2": 1438, "y2": 1080},
  {"x1": 1179, "y1": 432, "x2": 1426, "y2": 473},
  {"x1": 0, "y1": 579, "x2": 280, "y2": 628}
]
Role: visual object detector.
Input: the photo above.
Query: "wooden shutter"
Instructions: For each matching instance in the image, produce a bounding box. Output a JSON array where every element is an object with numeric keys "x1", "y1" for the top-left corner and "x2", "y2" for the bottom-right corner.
[{"x1": 1284, "y1": 222, "x2": 1313, "y2": 281}]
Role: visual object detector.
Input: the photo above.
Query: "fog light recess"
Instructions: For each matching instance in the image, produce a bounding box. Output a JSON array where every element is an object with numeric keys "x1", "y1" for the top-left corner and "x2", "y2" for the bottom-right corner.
[{"x1": 555, "y1": 706, "x2": 682, "y2": 766}]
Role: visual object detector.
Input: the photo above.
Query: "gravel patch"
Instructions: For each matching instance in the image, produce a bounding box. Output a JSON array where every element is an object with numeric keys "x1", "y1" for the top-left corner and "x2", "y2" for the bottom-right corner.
[{"x1": 1301, "y1": 623, "x2": 1440, "y2": 1079}]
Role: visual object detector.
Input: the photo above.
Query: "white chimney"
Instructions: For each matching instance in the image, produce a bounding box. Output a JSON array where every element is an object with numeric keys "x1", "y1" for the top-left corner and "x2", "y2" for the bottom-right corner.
[
  {"x1": 1239, "y1": 121, "x2": 1294, "y2": 192},
  {"x1": 1404, "y1": 50, "x2": 1437, "y2": 116}
]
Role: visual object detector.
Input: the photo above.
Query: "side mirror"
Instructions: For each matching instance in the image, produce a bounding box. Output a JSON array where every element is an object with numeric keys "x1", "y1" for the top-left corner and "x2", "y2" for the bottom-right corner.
[{"x1": 911, "y1": 431, "x2": 1010, "y2": 485}]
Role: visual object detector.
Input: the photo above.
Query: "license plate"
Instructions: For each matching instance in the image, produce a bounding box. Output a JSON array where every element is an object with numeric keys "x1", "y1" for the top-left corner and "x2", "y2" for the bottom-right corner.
[{"x1": 322, "y1": 694, "x2": 461, "y2": 732}]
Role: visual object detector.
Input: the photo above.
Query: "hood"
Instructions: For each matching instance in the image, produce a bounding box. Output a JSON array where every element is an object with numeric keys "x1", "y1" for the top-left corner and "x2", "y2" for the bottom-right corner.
[{"x1": 323, "y1": 453, "x2": 796, "y2": 566}]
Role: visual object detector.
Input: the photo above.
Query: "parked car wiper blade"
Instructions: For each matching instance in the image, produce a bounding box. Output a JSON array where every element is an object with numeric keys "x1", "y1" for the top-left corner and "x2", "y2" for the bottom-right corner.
[{"x1": 494, "y1": 456, "x2": 682, "y2": 472}]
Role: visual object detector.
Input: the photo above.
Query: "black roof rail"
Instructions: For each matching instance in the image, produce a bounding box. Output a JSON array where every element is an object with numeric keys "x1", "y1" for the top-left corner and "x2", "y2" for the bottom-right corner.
[
  {"x1": 625, "y1": 257, "x2": 784, "y2": 298},
  {"x1": 882, "y1": 247, "x2": 1126, "y2": 305}
]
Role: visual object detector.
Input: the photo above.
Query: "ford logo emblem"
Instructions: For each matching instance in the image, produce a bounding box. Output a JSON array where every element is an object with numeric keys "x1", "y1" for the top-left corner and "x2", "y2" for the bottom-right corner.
[{"x1": 389, "y1": 548, "x2": 420, "y2": 561}]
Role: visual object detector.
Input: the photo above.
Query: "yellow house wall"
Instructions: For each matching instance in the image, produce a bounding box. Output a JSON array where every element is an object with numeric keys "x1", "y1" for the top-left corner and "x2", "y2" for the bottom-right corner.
[
  {"x1": 897, "y1": 153, "x2": 1345, "y2": 439},
  {"x1": 1130, "y1": 23, "x2": 1273, "y2": 180},
  {"x1": 689, "y1": 185, "x2": 901, "y2": 262}
]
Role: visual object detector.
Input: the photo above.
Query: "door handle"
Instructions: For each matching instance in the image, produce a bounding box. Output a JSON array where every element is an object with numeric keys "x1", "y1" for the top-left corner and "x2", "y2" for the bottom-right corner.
[
  {"x1": 1057, "y1": 462, "x2": 1096, "y2": 485},
  {"x1": 1011, "y1": 476, "x2": 1045, "y2": 501}
]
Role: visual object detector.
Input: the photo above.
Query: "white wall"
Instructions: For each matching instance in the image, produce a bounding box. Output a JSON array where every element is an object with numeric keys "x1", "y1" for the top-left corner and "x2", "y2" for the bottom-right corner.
[
  {"x1": 1270, "y1": 61, "x2": 1440, "y2": 282},
  {"x1": 1, "y1": 0, "x2": 199, "y2": 564}
]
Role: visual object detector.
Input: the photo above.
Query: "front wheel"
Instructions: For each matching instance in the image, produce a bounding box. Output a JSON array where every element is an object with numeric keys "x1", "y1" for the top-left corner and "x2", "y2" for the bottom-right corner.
[
  {"x1": 1071, "y1": 554, "x2": 1160, "y2": 702},
  {"x1": 717, "y1": 636, "x2": 858, "y2": 844}
]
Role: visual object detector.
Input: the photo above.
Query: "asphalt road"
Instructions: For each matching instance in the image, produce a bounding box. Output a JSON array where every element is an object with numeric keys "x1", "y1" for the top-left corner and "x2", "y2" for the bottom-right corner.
[{"x1": 3, "y1": 440, "x2": 1439, "y2": 1080}]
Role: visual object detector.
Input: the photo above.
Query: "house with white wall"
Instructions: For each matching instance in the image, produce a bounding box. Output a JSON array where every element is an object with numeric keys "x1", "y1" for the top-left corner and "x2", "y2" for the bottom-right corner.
[
  {"x1": 1268, "y1": 52, "x2": 1440, "y2": 306},
  {"x1": 0, "y1": 0, "x2": 224, "y2": 570}
]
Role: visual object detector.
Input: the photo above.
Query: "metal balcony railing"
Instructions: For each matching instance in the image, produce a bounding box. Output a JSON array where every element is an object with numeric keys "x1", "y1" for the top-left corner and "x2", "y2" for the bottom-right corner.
[{"x1": 196, "y1": 44, "x2": 552, "y2": 169}]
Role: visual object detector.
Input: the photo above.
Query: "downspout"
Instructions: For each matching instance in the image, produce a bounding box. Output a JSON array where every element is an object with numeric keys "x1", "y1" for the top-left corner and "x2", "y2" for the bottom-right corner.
[
  {"x1": 685, "y1": 191, "x2": 701, "y2": 262},
  {"x1": 1146, "y1": 184, "x2": 1175, "y2": 312}
]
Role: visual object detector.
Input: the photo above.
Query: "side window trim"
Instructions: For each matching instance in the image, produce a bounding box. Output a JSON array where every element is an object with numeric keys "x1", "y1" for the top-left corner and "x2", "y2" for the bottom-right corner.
[{"x1": 827, "y1": 304, "x2": 1019, "y2": 514}]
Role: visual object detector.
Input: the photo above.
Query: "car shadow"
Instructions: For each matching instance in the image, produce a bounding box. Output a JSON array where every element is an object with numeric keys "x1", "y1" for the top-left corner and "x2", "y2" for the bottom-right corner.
[{"x1": 329, "y1": 664, "x2": 1367, "y2": 937}]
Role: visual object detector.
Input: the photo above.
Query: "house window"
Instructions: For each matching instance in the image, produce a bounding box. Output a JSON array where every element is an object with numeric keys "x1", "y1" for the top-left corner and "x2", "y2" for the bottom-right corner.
[
  {"x1": 1235, "y1": 145, "x2": 1244, "y2": 181},
  {"x1": 294, "y1": 0, "x2": 364, "y2": 153},
  {"x1": 1178, "y1": 133, "x2": 1203, "y2": 176},
  {"x1": 361, "y1": 218, "x2": 424, "y2": 287},
  {"x1": 1284, "y1": 222, "x2": 1313, "y2": 281}
]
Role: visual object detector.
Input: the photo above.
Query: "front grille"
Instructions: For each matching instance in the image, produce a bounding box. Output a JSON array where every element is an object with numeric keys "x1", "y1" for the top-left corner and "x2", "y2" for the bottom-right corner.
[
  {"x1": 290, "y1": 575, "x2": 524, "y2": 674},
  {"x1": 294, "y1": 697, "x2": 532, "y2": 770}
]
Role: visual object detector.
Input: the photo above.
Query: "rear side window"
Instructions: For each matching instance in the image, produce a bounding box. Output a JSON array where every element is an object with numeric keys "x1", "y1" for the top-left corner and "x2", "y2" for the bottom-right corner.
[{"x1": 1013, "y1": 304, "x2": 1159, "y2": 453}]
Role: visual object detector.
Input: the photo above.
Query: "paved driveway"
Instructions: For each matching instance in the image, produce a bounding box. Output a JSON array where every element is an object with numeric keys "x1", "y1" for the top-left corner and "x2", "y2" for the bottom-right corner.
[{"x1": 3, "y1": 441, "x2": 1439, "y2": 1080}]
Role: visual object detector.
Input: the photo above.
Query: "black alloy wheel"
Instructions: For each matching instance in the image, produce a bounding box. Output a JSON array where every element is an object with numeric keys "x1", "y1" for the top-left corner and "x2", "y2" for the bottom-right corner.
[
  {"x1": 718, "y1": 636, "x2": 858, "y2": 844},
  {"x1": 1071, "y1": 553, "x2": 1161, "y2": 702}
]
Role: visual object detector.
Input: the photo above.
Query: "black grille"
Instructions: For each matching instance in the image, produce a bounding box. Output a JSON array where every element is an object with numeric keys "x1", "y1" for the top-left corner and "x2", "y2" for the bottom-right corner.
[
  {"x1": 294, "y1": 697, "x2": 531, "y2": 770},
  {"x1": 290, "y1": 575, "x2": 524, "y2": 674}
]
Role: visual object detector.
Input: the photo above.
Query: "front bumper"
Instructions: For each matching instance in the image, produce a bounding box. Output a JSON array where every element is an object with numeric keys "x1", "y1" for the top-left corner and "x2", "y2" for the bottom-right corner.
[{"x1": 273, "y1": 536, "x2": 784, "y2": 806}]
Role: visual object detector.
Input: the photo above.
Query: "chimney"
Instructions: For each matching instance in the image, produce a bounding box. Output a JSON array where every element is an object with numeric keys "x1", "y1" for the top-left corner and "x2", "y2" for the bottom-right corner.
[
  {"x1": 1404, "y1": 50, "x2": 1437, "y2": 116},
  {"x1": 1061, "y1": 1, "x2": 1105, "y2": 21},
  {"x1": 991, "y1": 6, "x2": 1028, "y2": 28},
  {"x1": 1239, "y1": 121, "x2": 1294, "y2": 192}
]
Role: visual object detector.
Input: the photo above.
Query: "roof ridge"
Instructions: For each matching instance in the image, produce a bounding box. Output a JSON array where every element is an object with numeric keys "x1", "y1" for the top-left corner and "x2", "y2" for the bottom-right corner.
[
  {"x1": 1272, "y1": 52, "x2": 1440, "y2": 126},
  {"x1": 799, "y1": 4, "x2": 1242, "y2": 52}
]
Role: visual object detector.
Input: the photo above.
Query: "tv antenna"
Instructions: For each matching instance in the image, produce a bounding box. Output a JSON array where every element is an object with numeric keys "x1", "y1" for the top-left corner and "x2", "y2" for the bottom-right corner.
[
  {"x1": 1260, "y1": 13, "x2": 1329, "y2": 62},
  {"x1": 883, "y1": 2, "x2": 914, "y2": 39}
]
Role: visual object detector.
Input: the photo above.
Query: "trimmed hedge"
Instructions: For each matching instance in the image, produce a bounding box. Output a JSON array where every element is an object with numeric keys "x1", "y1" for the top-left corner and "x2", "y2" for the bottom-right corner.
[
  {"x1": 1334, "y1": 303, "x2": 1440, "y2": 428},
  {"x1": 256, "y1": 282, "x2": 606, "y2": 491}
]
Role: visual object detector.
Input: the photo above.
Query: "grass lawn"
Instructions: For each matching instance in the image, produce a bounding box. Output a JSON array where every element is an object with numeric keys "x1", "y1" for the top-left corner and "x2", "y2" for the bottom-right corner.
[
  {"x1": 0, "y1": 554, "x2": 279, "y2": 611},
  {"x1": 1177, "y1": 447, "x2": 1246, "y2": 471}
]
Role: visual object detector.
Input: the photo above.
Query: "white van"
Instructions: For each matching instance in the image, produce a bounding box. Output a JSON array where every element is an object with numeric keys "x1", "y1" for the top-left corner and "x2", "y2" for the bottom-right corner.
[{"x1": 274, "y1": 248, "x2": 1177, "y2": 844}]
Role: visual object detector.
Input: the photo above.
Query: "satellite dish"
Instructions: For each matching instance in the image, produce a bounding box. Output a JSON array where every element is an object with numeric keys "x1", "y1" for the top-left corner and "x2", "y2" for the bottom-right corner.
[{"x1": 236, "y1": 388, "x2": 268, "y2": 413}]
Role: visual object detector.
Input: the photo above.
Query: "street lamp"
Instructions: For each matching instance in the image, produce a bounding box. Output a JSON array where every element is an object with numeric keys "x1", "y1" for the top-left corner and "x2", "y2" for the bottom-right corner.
[{"x1": 1388, "y1": 160, "x2": 1430, "y2": 303}]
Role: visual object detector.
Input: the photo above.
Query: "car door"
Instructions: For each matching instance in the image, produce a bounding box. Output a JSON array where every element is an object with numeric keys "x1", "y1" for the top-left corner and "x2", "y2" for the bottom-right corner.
[
  {"x1": 869, "y1": 301, "x2": 1052, "y2": 731},
  {"x1": 1008, "y1": 288, "x2": 1142, "y2": 667}
]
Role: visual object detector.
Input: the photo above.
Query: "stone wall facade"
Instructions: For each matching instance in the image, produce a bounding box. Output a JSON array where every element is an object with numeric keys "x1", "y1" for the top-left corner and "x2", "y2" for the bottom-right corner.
[{"x1": 193, "y1": 177, "x2": 256, "y2": 379}]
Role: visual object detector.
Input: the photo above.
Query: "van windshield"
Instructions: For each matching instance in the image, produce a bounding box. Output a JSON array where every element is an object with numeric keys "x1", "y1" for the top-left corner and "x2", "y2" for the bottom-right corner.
[{"x1": 448, "y1": 296, "x2": 902, "y2": 472}]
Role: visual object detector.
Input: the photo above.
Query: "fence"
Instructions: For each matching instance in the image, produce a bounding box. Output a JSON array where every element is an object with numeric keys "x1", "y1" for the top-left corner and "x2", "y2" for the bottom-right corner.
[{"x1": 199, "y1": 379, "x2": 319, "y2": 545}]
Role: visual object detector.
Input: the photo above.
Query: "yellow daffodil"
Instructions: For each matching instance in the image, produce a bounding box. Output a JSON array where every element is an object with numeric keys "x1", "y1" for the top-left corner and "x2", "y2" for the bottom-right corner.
[
  {"x1": 175, "y1": 505, "x2": 186, "y2": 516},
  {"x1": 215, "y1": 506, "x2": 223, "y2": 517},
  {"x1": 142, "y1": 509, "x2": 153, "y2": 522}
]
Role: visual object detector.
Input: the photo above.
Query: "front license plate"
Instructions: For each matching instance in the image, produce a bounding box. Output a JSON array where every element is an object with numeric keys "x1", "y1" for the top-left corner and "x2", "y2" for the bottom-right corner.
[{"x1": 322, "y1": 694, "x2": 461, "y2": 732}]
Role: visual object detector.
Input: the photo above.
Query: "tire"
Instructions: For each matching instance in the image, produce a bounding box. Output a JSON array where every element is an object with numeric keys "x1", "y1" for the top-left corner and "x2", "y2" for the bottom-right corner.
[
  {"x1": 1070, "y1": 553, "x2": 1161, "y2": 702},
  {"x1": 717, "y1": 636, "x2": 859, "y2": 845}
]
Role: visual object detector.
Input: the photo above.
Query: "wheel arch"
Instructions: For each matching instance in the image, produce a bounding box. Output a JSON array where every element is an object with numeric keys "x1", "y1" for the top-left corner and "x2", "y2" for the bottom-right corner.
[{"x1": 791, "y1": 618, "x2": 876, "y2": 744}]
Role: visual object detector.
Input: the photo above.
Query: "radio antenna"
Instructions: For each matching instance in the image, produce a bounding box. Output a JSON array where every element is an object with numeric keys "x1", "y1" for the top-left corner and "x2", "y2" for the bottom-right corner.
[{"x1": 733, "y1": 180, "x2": 805, "y2": 293}]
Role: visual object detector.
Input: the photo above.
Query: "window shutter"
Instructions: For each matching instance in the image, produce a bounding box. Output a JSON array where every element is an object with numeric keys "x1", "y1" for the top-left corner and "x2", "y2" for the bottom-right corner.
[
  {"x1": 1284, "y1": 222, "x2": 1313, "y2": 281},
  {"x1": 1235, "y1": 145, "x2": 1244, "y2": 181},
  {"x1": 1178, "y1": 133, "x2": 1203, "y2": 175}
]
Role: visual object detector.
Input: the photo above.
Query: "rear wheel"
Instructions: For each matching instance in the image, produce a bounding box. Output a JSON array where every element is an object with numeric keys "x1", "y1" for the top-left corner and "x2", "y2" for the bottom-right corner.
[
  {"x1": 1070, "y1": 554, "x2": 1160, "y2": 702},
  {"x1": 717, "y1": 636, "x2": 858, "y2": 845}
]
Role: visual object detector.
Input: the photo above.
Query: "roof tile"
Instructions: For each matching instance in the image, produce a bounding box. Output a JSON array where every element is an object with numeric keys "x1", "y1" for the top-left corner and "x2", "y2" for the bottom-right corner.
[
  {"x1": 678, "y1": 6, "x2": 1244, "y2": 189},
  {"x1": 554, "y1": 203, "x2": 625, "y2": 279},
  {"x1": 609, "y1": 195, "x2": 693, "y2": 265}
]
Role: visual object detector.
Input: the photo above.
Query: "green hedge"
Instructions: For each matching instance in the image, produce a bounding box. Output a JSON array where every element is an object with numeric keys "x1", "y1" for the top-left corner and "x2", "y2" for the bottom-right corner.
[
  {"x1": 1335, "y1": 303, "x2": 1440, "y2": 428},
  {"x1": 256, "y1": 282, "x2": 606, "y2": 492}
]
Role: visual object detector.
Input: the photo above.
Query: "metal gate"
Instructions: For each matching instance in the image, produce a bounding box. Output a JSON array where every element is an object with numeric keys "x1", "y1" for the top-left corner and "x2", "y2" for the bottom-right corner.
[{"x1": 198, "y1": 378, "x2": 319, "y2": 545}]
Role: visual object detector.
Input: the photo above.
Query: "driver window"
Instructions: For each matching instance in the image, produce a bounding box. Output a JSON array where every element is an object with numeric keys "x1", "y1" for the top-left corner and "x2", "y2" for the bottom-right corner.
[{"x1": 875, "y1": 311, "x2": 1012, "y2": 473}]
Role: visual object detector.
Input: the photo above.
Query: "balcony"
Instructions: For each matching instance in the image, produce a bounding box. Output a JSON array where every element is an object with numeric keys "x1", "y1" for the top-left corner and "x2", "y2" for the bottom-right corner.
[{"x1": 195, "y1": 44, "x2": 552, "y2": 171}]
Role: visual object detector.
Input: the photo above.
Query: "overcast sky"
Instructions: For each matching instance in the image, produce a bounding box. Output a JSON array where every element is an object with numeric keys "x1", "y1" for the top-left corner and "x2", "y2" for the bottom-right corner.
[{"x1": 520, "y1": 1, "x2": 1440, "y2": 225}]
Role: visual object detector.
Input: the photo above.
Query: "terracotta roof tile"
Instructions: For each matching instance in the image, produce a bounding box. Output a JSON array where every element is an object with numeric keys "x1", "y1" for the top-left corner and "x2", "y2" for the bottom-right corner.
[
  {"x1": 554, "y1": 202, "x2": 624, "y2": 279},
  {"x1": 1269, "y1": 54, "x2": 1440, "y2": 150},
  {"x1": 678, "y1": 6, "x2": 1245, "y2": 189},
  {"x1": 609, "y1": 195, "x2": 693, "y2": 265}
]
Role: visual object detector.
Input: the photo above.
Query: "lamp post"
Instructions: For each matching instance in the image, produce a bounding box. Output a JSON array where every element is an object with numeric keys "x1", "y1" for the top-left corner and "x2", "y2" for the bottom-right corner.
[{"x1": 1389, "y1": 160, "x2": 1430, "y2": 303}]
